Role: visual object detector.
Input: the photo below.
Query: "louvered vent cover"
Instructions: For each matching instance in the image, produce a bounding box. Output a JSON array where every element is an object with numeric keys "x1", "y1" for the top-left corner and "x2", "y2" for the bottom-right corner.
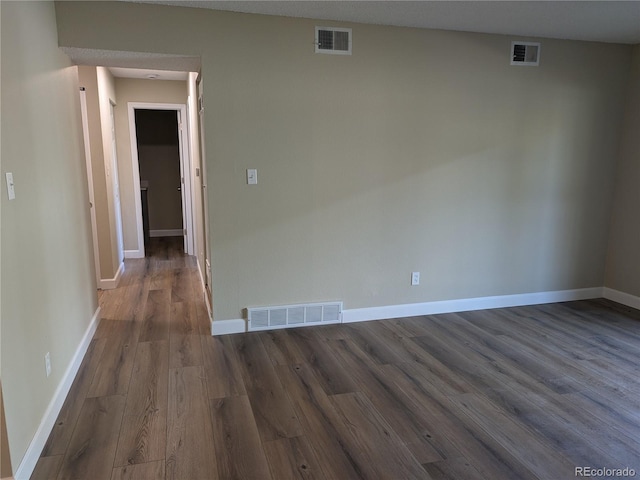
[
  {"x1": 511, "y1": 41, "x2": 540, "y2": 66},
  {"x1": 315, "y1": 27, "x2": 352, "y2": 55},
  {"x1": 248, "y1": 301, "x2": 343, "y2": 331}
]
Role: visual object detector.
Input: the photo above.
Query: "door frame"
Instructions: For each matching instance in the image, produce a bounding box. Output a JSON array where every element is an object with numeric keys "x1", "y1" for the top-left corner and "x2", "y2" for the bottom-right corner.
[
  {"x1": 79, "y1": 88, "x2": 102, "y2": 285},
  {"x1": 197, "y1": 80, "x2": 213, "y2": 314},
  {"x1": 127, "y1": 102, "x2": 194, "y2": 257},
  {"x1": 109, "y1": 100, "x2": 125, "y2": 264}
]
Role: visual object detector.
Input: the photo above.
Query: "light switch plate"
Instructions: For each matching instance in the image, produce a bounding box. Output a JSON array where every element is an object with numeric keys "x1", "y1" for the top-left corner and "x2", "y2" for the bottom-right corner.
[
  {"x1": 247, "y1": 169, "x2": 257, "y2": 185},
  {"x1": 5, "y1": 172, "x2": 15, "y2": 200}
]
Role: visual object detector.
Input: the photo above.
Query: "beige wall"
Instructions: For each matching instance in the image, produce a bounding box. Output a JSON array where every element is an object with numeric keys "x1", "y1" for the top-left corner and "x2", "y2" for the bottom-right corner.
[
  {"x1": 1, "y1": 1, "x2": 97, "y2": 469},
  {"x1": 138, "y1": 145, "x2": 183, "y2": 231},
  {"x1": 55, "y1": 2, "x2": 632, "y2": 322},
  {"x1": 605, "y1": 44, "x2": 640, "y2": 296},
  {"x1": 112, "y1": 78, "x2": 188, "y2": 252}
]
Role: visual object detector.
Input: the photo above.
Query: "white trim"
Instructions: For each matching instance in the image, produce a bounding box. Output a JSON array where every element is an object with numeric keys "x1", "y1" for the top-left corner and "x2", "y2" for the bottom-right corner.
[
  {"x1": 186, "y1": 94, "x2": 199, "y2": 260},
  {"x1": 79, "y1": 89, "x2": 101, "y2": 286},
  {"x1": 176, "y1": 108, "x2": 195, "y2": 256},
  {"x1": 197, "y1": 79, "x2": 212, "y2": 300},
  {"x1": 124, "y1": 249, "x2": 144, "y2": 259},
  {"x1": 603, "y1": 287, "x2": 640, "y2": 310},
  {"x1": 212, "y1": 288, "x2": 605, "y2": 336},
  {"x1": 109, "y1": 101, "x2": 125, "y2": 265},
  {"x1": 99, "y1": 262, "x2": 124, "y2": 290},
  {"x1": 14, "y1": 307, "x2": 101, "y2": 480},
  {"x1": 128, "y1": 102, "x2": 194, "y2": 258},
  {"x1": 194, "y1": 259, "x2": 212, "y2": 319},
  {"x1": 211, "y1": 318, "x2": 246, "y2": 336},
  {"x1": 127, "y1": 103, "x2": 146, "y2": 259},
  {"x1": 149, "y1": 229, "x2": 183, "y2": 238},
  {"x1": 205, "y1": 259, "x2": 212, "y2": 299},
  {"x1": 342, "y1": 287, "x2": 603, "y2": 323},
  {"x1": 196, "y1": 259, "x2": 206, "y2": 292},
  {"x1": 204, "y1": 291, "x2": 212, "y2": 321}
]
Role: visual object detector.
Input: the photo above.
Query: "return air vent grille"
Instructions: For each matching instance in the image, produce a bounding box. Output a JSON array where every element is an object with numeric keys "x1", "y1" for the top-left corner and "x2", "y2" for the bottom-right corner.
[
  {"x1": 248, "y1": 301, "x2": 343, "y2": 331},
  {"x1": 315, "y1": 27, "x2": 352, "y2": 55},
  {"x1": 511, "y1": 41, "x2": 540, "y2": 66}
]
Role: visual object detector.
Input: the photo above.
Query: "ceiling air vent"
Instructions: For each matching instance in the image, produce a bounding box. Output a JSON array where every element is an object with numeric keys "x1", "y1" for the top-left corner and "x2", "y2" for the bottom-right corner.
[
  {"x1": 511, "y1": 41, "x2": 540, "y2": 66},
  {"x1": 315, "y1": 27, "x2": 352, "y2": 55}
]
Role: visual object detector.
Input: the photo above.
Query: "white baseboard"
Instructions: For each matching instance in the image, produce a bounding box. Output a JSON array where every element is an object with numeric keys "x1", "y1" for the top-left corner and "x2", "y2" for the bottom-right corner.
[
  {"x1": 210, "y1": 288, "x2": 603, "y2": 336},
  {"x1": 205, "y1": 296, "x2": 212, "y2": 321},
  {"x1": 14, "y1": 307, "x2": 101, "y2": 480},
  {"x1": 603, "y1": 287, "x2": 640, "y2": 310},
  {"x1": 196, "y1": 260, "x2": 213, "y2": 320},
  {"x1": 342, "y1": 287, "x2": 604, "y2": 323},
  {"x1": 196, "y1": 259, "x2": 206, "y2": 292},
  {"x1": 99, "y1": 262, "x2": 124, "y2": 290},
  {"x1": 124, "y1": 249, "x2": 144, "y2": 259},
  {"x1": 211, "y1": 318, "x2": 246, "y2": 336},
  {"x1": 150, "y1": 229, "x2": 183, "y2": 237}
]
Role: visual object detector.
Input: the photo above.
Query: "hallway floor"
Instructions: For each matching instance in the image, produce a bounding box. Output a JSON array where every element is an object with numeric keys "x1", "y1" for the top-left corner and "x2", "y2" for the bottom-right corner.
[{"x1": 32, "y1": 237, "x2": 213, "y2": 479}]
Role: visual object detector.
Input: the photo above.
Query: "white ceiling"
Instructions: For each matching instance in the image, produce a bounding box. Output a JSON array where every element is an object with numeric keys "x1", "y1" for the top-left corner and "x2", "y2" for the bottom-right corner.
[{"x1": 128, "y1": 0, "x2": 640, "y2": 45}]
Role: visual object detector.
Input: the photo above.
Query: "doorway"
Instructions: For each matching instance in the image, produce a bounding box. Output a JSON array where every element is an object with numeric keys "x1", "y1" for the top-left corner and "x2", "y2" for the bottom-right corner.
[
  {"x1": 128, "y1": 103, "x2": 194, "y2": 258},
  {"x1": 135, "y1": 109, "x2": 184, "y2": 253}
]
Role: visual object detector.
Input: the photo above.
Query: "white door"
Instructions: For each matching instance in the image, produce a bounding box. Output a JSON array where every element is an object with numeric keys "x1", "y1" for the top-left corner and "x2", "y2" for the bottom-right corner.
[
  {"x1": 198, "y1": 88, "x2": 212, "y2": 291},
  {"x1": 80, "y1": 88, "x2": 101, "y2": 286},
  {"x1": 176, "y1": 109, "x2": 193, "y2": 255},
  {"x1": 110, "y1": 102, "x2": 124, "y2": 263}
]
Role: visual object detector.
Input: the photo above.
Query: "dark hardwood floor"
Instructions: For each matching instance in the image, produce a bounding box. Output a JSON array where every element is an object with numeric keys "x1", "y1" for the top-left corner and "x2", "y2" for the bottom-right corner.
[{"x1": 32, "y1": 240, "x2": 640, "y2": 479}]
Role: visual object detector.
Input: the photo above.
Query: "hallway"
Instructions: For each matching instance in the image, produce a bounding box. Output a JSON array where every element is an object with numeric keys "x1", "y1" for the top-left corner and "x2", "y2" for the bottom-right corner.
[{"x1": 32, "y1": 238, "x2": 213, "y2": 479}]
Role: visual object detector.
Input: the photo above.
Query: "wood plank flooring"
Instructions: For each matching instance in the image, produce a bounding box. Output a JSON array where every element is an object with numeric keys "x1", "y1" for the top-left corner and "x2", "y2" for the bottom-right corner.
[{"x1": 34, "y1": 238, "x2": 640, "y2": 479}]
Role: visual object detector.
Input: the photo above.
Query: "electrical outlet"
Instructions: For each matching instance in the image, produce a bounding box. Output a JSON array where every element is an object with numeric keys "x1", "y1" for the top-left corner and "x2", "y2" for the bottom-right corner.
[
  {"x1": 411, "y1": 272, "x2": 420, "y2": 286},
  {"x1": 45, "y1": 352, "x2": 52, "y2": 377}
]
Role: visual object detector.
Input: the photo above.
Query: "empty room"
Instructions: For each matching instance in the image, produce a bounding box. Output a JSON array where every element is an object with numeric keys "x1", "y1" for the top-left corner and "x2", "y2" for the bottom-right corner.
[{"x1": 1, "y1": 1, "x2": 640, "y2": 479}]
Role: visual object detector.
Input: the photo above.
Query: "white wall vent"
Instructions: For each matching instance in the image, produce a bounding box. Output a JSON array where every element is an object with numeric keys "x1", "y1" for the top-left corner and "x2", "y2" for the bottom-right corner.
[
  {"x1": 511, "y1": 41, "x2": 540, "y2": 66},
  {"x1": 315, "y1": 27, "x2": 352, "y2": 55},
  {"x1": 248, "y1": 301, "x2": 343, "y2": 331}
]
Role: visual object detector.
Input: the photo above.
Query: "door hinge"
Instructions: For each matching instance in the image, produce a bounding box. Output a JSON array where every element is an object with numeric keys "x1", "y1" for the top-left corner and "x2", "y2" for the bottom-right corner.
[{"x1": 184, "y1": 229, "x2": 187, "y2": 235}]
